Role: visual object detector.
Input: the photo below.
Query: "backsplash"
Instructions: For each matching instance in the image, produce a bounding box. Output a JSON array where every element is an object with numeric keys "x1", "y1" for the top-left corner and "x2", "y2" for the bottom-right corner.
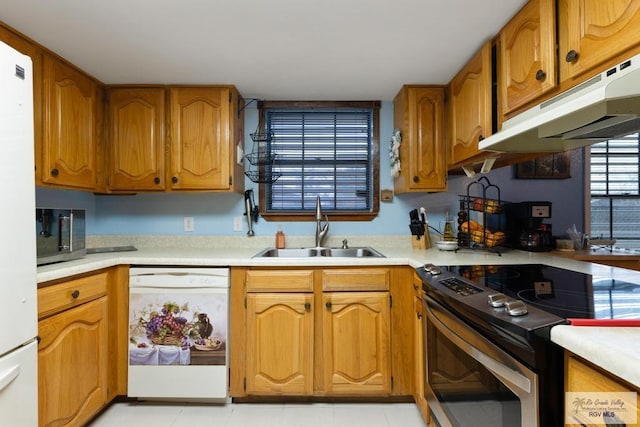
[{"x1": 87, "y1": 234, "x2": 412, "y2": 250}]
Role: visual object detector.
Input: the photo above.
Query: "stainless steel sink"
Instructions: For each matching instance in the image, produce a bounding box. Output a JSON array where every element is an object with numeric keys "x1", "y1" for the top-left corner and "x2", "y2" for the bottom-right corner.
[
  {"x1": 253, "y1": 246, "x2": 385, "y2": 258},
  {"x1": 323, "y1": 247, "x2": 385, "y2": 257}
]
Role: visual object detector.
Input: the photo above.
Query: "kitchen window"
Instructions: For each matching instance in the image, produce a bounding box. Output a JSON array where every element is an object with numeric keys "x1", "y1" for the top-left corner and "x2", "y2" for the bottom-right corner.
[
  {"x1": 589, "y1": 133, "x2": 640, "y2": 249},
  {"x1": 257, "y1": 101, "x2": 380, "y2": 221}
]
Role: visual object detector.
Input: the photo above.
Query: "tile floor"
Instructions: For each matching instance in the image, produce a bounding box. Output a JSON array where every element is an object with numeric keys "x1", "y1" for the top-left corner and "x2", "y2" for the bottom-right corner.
[{"x1": 88, "y1": 401, "x2": 427, "y2": 427}]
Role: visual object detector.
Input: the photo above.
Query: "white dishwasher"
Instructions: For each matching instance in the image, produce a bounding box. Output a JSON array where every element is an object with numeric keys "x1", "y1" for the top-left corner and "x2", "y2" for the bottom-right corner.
[{"x1": 128, "y1": 267, "x2": 229, "y2": 400}]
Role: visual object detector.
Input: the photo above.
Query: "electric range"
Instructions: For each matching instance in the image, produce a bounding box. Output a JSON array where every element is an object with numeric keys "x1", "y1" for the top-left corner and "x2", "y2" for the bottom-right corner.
[
  {"x1": 416, "y1": 263, "x2": 640, "y2": 369},
  {"x1": 416, "y1": 263, "x2": 640, "y2": 427}
]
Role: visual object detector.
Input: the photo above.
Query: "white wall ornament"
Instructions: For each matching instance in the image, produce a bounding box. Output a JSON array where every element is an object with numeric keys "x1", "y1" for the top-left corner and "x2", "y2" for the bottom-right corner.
[{"x1": 389, "y1": 128, "x2": 401, "y2": 178}]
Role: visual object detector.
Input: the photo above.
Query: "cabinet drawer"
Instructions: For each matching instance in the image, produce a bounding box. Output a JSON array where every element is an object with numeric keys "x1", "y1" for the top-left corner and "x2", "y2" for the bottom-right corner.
[
  {"x1": 38, "y1": 272, "x2": 109, "y2": 318},
  {"x1": 322, "y1": 268, "x2": 390, "y2": 291},
  {"x1": 246, "y1": 270, "x2": 314, "y2": 292}
]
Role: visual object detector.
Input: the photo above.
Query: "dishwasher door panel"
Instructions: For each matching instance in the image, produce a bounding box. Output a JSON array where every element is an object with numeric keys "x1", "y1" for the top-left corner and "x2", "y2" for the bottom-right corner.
[{"x1": 128, "y1": 285, "x2": 228, "y2": 399}]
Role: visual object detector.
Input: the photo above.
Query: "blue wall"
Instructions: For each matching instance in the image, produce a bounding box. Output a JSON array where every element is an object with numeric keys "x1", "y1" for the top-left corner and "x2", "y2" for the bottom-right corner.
[{"x1": 35, "y1": 102, "x2": 586, "y2": 239}]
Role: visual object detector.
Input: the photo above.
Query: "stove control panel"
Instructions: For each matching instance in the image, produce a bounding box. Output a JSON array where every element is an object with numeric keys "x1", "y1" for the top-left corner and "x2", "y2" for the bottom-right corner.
[{"x1": 438, "y1": 277, "x2": 483, "y2": 296}]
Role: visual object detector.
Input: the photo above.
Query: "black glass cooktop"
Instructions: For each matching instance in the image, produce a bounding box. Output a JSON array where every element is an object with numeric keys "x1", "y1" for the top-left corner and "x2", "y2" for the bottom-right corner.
[{"x1": 439, "y1": 264, "x2": 640, "y2": 320}]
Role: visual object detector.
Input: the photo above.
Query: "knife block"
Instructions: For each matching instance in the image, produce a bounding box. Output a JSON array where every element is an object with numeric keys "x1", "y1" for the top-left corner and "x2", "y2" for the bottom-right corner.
[{"x1": 411, "y1": 231, "x2": 431, "y2": 249}]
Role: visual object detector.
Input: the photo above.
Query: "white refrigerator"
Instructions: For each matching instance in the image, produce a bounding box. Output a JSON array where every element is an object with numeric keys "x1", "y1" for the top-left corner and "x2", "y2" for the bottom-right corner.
[{"x1": 0, "y1": 41, "x2": 38, "y2": 426}]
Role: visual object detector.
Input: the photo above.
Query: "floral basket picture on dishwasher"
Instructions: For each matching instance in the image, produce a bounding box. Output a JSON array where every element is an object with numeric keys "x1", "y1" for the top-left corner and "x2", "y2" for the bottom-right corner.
[{"x1": 129, "y1": 295, "x2": 226, "y2": 366}]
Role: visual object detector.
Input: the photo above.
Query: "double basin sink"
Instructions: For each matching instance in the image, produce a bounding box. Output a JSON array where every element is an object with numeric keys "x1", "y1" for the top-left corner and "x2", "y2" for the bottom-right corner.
[{"x1": 253, "y1": 246, "x2": 385, "y2": 258}]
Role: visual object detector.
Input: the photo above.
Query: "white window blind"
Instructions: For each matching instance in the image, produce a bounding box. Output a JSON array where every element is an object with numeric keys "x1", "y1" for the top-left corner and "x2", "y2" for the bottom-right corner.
[
  {"x1": 590, "y1": 133, "x2": 640, "y2": 247},
  {"x1": 591, "y1": 133, "x2": 640, "y2": 195},
  {"x1": 263, "y1": 108, "x2": 374, "y2": 212}
]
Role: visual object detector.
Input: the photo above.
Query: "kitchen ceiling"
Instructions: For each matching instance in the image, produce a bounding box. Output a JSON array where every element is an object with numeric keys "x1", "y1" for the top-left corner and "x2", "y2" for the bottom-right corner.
[{"x1": 2, "y1": 0, "x2": 526, "y2": 101}]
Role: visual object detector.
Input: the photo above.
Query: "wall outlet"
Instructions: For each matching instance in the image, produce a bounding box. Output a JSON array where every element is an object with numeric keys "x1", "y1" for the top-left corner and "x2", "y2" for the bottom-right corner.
[
  {"x1": 183, "y1": 216, "x2": 194, "y2": 232},
  {"x1": 233, "y1": 216, "x2": 243, "y2": 232}
]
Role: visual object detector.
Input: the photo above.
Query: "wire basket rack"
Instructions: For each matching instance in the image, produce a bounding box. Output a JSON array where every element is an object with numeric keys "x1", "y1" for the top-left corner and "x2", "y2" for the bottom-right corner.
[
  {"x1": 244, "y1": 130, "x2": 281, "y2": 184},
  {"x1": 457, "y1": 176, "x2": 507, "y2": 254}
]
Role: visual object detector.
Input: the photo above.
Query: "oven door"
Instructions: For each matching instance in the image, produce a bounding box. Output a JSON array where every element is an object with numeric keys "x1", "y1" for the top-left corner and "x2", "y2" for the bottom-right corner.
[{"x1": 423, "y1": 294, "x2": 539, "y2": 427}]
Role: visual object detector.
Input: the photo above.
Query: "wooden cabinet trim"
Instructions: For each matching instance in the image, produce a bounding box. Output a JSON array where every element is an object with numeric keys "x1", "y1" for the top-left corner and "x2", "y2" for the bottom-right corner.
[
  {"x1": 246, "y1": 269, "x2": 314, "y2": 292},
  {"x1": 321, "y1": 268, "x2": 390, "y2": 291}
]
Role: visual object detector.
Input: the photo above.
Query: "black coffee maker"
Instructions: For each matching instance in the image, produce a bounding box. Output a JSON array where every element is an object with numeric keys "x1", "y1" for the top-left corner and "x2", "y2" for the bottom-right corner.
[{"x1": 504, "y1": 201, "x2": 553, "y2": 252}]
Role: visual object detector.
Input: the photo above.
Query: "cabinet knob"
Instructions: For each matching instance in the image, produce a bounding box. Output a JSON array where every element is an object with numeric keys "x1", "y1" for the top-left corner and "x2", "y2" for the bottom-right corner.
[
  {"x1": 413, "y1": 283, "x2": 418, "y2": 291},
  {"x1": 171, "y1": 176, "x2": 178, "y2": 184},
  {"x1": 478, "y1": 135, "x2": 484, "y2": 142},
  {"x1": 71, "y1": 290, "x2": 80, "y2": 299},
  {"x1": 325, "y1": 301, "x2": 332, "y2": 309},
  {"x1": 417, "y1": 312, "x2": 422, "y2": 319},
  {"x1": 304, "y1": 302, "x2": 311, "y2": 312},
  {"x1": 535, "y1": 69, "x2": 546, "y2": 81},
  {"x1": 565, "y1": 50, "x2": 579, "y2": 63},
  {"x1": 154, "y1": 177, "x2": 160, "y2": 184},
  {"x1": 412, "y1": 176, "x2": 419, "y2": 183},
  {"x1": 51, "y1": 168, "x2": 59, "y2": 177}
]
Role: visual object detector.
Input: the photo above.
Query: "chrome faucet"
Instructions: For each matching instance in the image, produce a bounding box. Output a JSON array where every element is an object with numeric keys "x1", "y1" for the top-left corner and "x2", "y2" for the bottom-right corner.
[{"x1": 314, "y1": 195, "x2": 329, "y2": 247}]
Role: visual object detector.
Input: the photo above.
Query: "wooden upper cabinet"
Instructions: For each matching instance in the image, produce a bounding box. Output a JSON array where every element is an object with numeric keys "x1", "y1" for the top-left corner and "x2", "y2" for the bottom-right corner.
[
  {"x1": 499, "y1": 0, "x2": 557, "y2": 116},
  {"x1": 168, "y1": 86, "x2": 241, "y2": 191},
  {"x1": 393, "y1": 86, "x2": 447, "y2": 193},
  {"x1": 449, "y1": 42, "x2": 492, "y2": 168},
  {"x1": 107, "y1": 87, "x2": 165, "y2": 191},
  {"x1": 559, "y1": 0, "x2": 640, "y2": 82},
  {"x1": 42, "y1": 54, "x2": 100, "y2": 190}
]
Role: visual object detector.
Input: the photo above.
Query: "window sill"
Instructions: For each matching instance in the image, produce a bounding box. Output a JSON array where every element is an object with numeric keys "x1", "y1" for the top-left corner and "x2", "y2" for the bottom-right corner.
[{"x1": 260, "y1": 212, "x2": 378, "y2": 222}]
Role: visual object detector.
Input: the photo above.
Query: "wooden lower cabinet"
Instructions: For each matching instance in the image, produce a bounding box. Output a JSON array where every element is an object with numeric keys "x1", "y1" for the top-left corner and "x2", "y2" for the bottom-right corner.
[
  {"x1": 565, "y1": 353, "x2": 640, "y2": 427},
  {"x1": 245, "y1": 293, "x2": 314, "y2": 395},
  {"x1": 38, "y1": 296, "x2": 109, "y2": 427},
  {"x1": 234, "y1": 267, "x2": 414, "y2": 398},
  {"x1": 322, "y1": 292, "x2": 391, "y2": 395}
]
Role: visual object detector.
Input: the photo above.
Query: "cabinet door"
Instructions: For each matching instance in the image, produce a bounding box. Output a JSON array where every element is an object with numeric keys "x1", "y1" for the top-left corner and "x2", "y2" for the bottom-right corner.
[
  {"x1": 499, "y1": 0, "x2": 557, "y2": 116},
  {"x1": 107, "y1": 88, "x2": 165, "y2": 191},
  {"x1": 168, "y1": 87, "x2": 231, "y2": 190},
  {"x1": 393, "y1": 86, "x2": 447, "y2": 193},
  {"x1": 38, "y1": 296, "x2": 108, "y2": 427},
  {"x1": 42, "y1": 54, "x2": 99, "y2": 190},
  {"x1": 246, "y1": 293, "x2": 314, "y2": 395},
  {"x1": 566, "y1": 355, "x2": 640, "y2": 426},
  {"x1": 322, "y1": 292, "x2": 391, "y2": 395},
  {"x1": 449, "y1": 42, "x2": 492, "y2": 168},
  {"x1": 559, "y1": 0, "x2": 640, "y2": 81}
]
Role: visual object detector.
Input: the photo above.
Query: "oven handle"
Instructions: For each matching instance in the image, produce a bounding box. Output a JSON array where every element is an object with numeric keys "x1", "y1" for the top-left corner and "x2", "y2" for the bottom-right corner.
[{"x1": 423, "y1": 294, "x2": 535, "y2": 395}]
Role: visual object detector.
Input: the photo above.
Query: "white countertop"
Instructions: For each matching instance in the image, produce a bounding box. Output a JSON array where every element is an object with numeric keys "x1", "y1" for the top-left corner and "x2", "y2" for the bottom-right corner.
[
  {"x1": 552, "y1": 325, "x2": 640, "y2": 388},
  {"x1": 37, "y1": 239, "x2": 640, "y2": 388}
]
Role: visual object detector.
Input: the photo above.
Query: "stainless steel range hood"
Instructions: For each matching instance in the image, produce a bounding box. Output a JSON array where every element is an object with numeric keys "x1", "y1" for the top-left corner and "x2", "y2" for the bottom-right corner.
[{"x1": 480, "y1": 54, "x2": 640, "y2": 153}]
